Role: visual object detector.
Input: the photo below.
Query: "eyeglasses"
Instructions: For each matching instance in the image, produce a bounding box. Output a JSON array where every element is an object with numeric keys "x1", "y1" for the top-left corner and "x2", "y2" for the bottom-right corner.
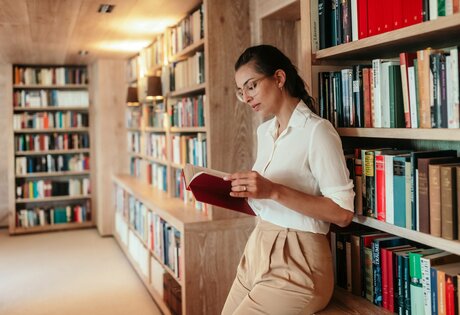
[{"x1": 235, "y1": 76, "x2": 268, "y2": 102}]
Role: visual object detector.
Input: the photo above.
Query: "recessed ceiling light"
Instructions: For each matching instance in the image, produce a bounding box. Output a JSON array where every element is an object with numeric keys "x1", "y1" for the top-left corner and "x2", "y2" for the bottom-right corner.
[
  {"x1": 78, "y1": 50, "x2": 89, "y2": 56},
  {"x1": 98, "y1": 4, "x2": 115, "y2": 13}
]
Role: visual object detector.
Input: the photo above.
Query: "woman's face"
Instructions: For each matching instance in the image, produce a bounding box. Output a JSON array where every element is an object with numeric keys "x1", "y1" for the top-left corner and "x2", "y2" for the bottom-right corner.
[{"x1": 235, "y1": 62, "x2": 280, "y2": 116}]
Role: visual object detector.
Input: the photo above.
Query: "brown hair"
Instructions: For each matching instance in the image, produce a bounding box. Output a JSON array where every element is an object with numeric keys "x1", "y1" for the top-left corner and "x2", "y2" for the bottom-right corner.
[{"x1": 235, "y1": 45, "x2": 316, "y2": 113}]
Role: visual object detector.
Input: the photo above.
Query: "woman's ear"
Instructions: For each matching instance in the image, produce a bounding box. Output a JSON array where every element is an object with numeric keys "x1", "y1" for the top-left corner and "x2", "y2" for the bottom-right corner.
[{"x1": 274, "y1": 69, "x2": 287, "y2": 88}]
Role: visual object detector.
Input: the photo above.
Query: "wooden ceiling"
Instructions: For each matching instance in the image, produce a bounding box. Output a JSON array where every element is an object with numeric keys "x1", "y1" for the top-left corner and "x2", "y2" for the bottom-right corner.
[{"x1": 0, "y1": 0, "x2": 201, "y2": 65}]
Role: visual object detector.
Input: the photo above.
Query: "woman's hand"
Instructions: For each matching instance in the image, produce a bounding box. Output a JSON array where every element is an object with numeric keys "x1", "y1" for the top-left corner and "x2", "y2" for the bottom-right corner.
[{"x1": 224, "y1": 171, "x2": 276, "y2": 199}]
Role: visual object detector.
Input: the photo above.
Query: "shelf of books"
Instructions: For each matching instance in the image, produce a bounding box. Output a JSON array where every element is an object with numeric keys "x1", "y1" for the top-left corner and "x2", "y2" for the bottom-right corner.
[
  {"x1": 10, "y1": 64, "x2": 93, "y2": 234},
  {"x1": 310, "y1": 1, "x2": 460, "y2": 314},
  {"x1": 114, "y1": 1, "x2": 255, "y2": 314}
]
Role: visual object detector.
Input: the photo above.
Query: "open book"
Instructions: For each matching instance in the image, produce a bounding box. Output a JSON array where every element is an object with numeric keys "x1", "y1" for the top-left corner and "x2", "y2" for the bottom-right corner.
[{"x1": 182, "y1": 164, "x2": 255, "y2": 216}]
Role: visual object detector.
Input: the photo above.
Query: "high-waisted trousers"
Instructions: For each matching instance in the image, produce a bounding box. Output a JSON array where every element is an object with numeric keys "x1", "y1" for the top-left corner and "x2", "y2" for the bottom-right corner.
[{"x1": 221, "y1": 219, "x2": 334, "y2": 315}]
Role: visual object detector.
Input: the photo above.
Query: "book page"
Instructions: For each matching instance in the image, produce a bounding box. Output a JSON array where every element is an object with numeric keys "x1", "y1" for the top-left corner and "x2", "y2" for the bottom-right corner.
[{"x1": 183, "y1": 164, "x2": 229, "y2": 186}]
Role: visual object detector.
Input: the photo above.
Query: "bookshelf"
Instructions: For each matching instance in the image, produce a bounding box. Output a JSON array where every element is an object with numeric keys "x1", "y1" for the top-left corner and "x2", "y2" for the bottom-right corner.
[
  {"x1": 10, "y1": 64, "x2": 93, "y2": 235},
  {"x1": 113, "y1": 0, "x2": 256, "y2": 314},
  {"x1": 251, "y1": 0, "x2": 460, "y2": 313}
]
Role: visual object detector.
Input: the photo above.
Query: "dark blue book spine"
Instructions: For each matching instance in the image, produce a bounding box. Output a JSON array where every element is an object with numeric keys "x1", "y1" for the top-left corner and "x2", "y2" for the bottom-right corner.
[{"x1": 431, "y1": 267, "x2": 438, "y2": 315}]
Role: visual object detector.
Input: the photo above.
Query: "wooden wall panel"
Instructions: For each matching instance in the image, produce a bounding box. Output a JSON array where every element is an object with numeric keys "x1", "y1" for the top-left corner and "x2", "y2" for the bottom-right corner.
[
  {"x1": 183, "y1": 217, "x2": 255, "y2": 315},
  {"x1": 0, "y1": 64, "x2": 13, "y2": 228},
  {"x1": 90, "y1": 59, "x2": 129, "y2": 236}
]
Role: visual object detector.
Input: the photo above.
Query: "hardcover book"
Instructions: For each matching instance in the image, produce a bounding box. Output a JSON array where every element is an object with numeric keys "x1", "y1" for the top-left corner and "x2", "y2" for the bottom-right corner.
[{"x1": 182, "y1": 164, "x2": 256, "y2": 216}]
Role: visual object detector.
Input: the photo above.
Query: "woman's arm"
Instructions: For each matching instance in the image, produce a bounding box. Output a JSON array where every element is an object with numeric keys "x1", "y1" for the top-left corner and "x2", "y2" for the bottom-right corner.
[{"x1": 224, "y1": 171, "x2": 354, "y2": 227}]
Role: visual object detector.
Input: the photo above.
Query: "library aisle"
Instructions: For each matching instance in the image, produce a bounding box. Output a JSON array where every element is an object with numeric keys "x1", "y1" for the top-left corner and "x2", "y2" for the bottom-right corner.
[{"x1": 0, "y1": 228, "x2": 161, "y2": 315}]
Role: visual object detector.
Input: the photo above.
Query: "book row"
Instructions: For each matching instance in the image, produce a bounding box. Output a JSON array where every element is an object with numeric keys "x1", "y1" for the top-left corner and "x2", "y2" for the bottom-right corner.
[
  {"x1": 332, "y1": 228, "x2": 460, "y2": 315},
  {"x1": 15, "y1": 154, "x2": 90, "y2": 175},
  {"x1": 115, "y1": 186, "x2": 181, "y2": 279},
  {"x1": 161, "y1": 51, "x2": 205, "y2": 94},
  {"x1": 13, "y1": 90, "x2": 89, "y2": 108},
  {"x1": 172, "y1": 168, "x2": 207, "y2": 214},
  {"x1": 166, "y1": 3, "x2": 204, "y2": 57},
  {"x1": 114, "y1": 212, "x2": 182, "y2": 314},
  {"x1": 139, "y1": 35, "x2": 164, "y2": 74},
  {"x1": 15, "y1": 201, "x2": 91, "y2": 228},
  {"x1": 171, "y1": 132, "x2": 207, "y2": 167},
  {"x1": 349, "y1": 148, "x2": 460, "y2": 239},
  {"x1": 13, "y1": 112, "x2": 89, "y2": 130},
  {"x1": 129, "y1": 158, "x2": 168, "y2": 192},
  {"x1": 16, "y1": 178, "x2": 91, "y2": 199},
  {"x1": 318, "y1": 47, "x2": 460, "y2": 128},
  {"x1": 147, "y1": 102, "x2": 167, "y2": 128},
  {"x1": 15, "y1": 133, "x2": 90, "y2": 152},
  {"x1": 13, "y1": 66, "x2": 88, "y2": 85},
  {"x1": 128, "y1": 131, "x2": 168, "y2": 161},
  {"x1": 316, "y1": 0, "x2": 459, "y2": 50},
  {"x1": 170, "y1": 94, "x2": 206, "y2": 128}
]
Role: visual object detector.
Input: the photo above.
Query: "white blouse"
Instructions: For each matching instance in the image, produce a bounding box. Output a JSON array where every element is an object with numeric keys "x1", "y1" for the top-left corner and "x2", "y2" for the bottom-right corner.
[{"x1": 248, "y1": 100, "x2": 355, "y2": 234}]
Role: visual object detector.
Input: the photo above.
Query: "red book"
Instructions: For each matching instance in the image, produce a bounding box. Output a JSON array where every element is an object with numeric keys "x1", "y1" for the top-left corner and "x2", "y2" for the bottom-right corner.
[
  {"x1": 404, "y1": 0, "x2": 423, "y2": 26},
  {"x1": 382, "y1": 1, "x2": 394, "y2": 33},
  {"x1": 393, "y1": 0, "x2": 404, "y2": 30},
  {"x1": 357, "y1": 0, "x2": 369, "y2": 39},
  {"x1": 399, "y1": 52, "x2": 417, "y2": 128},
  {"x1": 445, "y1": 274, "x2": 455, "y2": 315},
  {"x1": 182, "y1": 164, "x2": 255, "y2": 216},
  {"x1": 367, "y1": 0, "x2": 379, "y2": 36},
  {"x1": 375, "y1": 154, "x2": 386, "y2": 221},
  {"x1": 381, "y1": 247, "x2": 389, "y2": 309}
]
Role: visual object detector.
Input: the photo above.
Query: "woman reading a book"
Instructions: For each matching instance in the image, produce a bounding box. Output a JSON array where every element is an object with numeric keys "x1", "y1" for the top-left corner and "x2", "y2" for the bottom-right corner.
[{"x1": 221, "y1": 45, "x2": 355, "y2": 315}]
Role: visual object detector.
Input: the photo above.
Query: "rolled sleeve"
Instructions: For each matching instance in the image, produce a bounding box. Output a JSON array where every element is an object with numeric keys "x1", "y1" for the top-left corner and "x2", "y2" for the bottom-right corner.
[{"x1": 309, "y1": 120, "x2": 355, "y2": 212}]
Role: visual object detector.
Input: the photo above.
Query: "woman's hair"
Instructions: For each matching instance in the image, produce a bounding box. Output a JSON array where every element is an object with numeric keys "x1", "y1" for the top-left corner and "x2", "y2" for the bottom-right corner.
[{"x1": 235, "y1": 44, "x2": 316, "y2": 113}]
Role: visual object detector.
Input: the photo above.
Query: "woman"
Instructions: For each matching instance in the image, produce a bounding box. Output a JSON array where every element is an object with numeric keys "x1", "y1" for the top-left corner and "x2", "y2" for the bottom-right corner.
[{"x1": 221, "y1": 45, "x2": 355, "y2": 315}]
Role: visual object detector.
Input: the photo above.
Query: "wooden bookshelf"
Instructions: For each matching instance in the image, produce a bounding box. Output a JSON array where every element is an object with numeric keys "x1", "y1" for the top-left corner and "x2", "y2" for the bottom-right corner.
[
  {"x1": 315, "y1": 13, "x2": 460, "y2": 61},
  {"x1": 10, "y1": 64, "x2": 93, "y2": 234},
  {"x1": 114, "y1": 1, "x2": 256, "y2": 314},
  {"x1": 254, "y1": 0, "x2": 460, "y2": 314}
]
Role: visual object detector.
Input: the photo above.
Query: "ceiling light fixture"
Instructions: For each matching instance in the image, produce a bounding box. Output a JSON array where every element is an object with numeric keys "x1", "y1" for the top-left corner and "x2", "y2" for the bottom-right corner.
[
  {"x1": 78, "y1": 50, "x2": 89, "y2": 56},
  {"x1": 98, "y1": 4, "x2": 115, "y2": 13}
]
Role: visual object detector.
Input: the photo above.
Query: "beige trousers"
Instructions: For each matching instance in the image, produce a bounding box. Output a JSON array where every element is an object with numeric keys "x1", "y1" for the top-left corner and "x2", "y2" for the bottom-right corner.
[{"x1": 221, "y1": 219, "x2": 334, "y2": 315}]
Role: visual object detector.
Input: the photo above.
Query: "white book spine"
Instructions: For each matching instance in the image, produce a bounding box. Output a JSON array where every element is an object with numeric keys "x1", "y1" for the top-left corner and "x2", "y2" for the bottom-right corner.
[
  {"x1": 408, "y1": 66, "x2": 419, "y2": 128},
  {"x1": 385, "y1": 155, "x2": 394, "y2": 224}
]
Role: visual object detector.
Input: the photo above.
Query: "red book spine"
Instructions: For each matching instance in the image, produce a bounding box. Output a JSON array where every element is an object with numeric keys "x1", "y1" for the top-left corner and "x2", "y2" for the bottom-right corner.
[
  {"x1": 382, "y1": 0, "x2": 394, "y2": 33},
  {"x1": 367, "y1": 0, "x2": 378, "y2": 36},
  {"x1": 445, "y1": 275, "x2": 455, "y2": 315},
  {"x1": 375, "y1": 154, "x2": 386, "y2": 221},
  {"x1": 381, "y1": 247, "x2": 390, "y2": 310},
  {"x1": 393, "y1": 0, "x2": 404, "y2": 30},
  {"x1": 357, "y1": 0, "x2": 369, "y2": 39},
  {"x1": 387, "y1": 249, "x2": 395, "y2": 312}
]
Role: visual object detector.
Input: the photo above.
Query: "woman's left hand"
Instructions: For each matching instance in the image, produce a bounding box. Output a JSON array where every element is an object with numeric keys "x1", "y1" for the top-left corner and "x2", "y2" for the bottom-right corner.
[{"x1": 223, "y1": 171, "x2": 276, "y2": 199}]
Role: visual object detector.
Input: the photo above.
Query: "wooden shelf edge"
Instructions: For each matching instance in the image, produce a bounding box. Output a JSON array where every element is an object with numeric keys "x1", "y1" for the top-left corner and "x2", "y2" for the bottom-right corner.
[
  {"x1": 318, "y1": 287, "x2": 393, "y2": 314},
  {"x1": 14, "y1": 128, "x2": 89, "y2": 133},
  {"x1": 170, "y1": 126, "x2": 207, "y2": 133},
  {"x1": 169, "y1": 39, "x2": 205, "y2": 63},
  {"x1": 16, "y1": 195, "x2": 91, "y2": 203},
  {"x1": 15, "y1": 171, "x2": 90, "y2": 178},
  {"x1": 113, "y1": 232, "x2": 173, "y2": 315},
  {"x1": 353, "y1": 215, "x2": 460, "y2": 255},
  {"x1": 10, "y1": 221, "x2": 94, "y2": 235},
  {"x1": 315, "y1": 13, "x2": 460, "y2": 60},
  {"x1": 112, "y1": 174, "x2": 211, "y2": 230},
  {"x1": 13, "y1": 84, "x2": 88, "y2": 89},
  {"x1": 167, "y1": 83, "x2": 206, "y2": 98},
  {"x1": 13, "y1": 106, "x2": 89, "y2": 111},
  {"x1": 337, "y1": 128, "x2": 460, "y2": 141},
  {"x1": 15, "y1": 149, "x2": 90, "y2": 156}
]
